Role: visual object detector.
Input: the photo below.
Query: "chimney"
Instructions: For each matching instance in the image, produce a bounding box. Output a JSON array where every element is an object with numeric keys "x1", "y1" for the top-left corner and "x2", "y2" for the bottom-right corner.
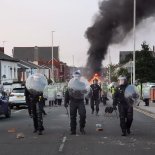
[
  {"x1": 33, "y1": 46, "x2": 39, "y2": 65},
  {"x1": 0, "y1": 47, "x2": 4, "y2": 53}
]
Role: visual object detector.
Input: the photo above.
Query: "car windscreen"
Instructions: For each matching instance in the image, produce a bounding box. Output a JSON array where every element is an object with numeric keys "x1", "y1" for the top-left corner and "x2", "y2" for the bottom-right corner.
[{"x1": 12, "y1": 88, "x2": 25, "y2": 93}]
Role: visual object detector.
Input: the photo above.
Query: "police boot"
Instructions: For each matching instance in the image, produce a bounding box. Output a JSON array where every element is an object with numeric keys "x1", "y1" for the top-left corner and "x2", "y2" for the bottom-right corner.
[
  {"x1": 70, "y1": 131, "x2": 76, "y2": 135},
  {"x1": 41, "y1": 126, "x2": 45, "y2": 131},
  {"x1": 91, "y1": 110, "x2": 94, "y2": 114},
  {"x1": 33, "y1": 129, "x2": 38, "y2": 133},
  {"x1": 38, "y1": 131, "x2": 43, "y2": 135},
  {"x1": 127, "y1": 128, "x2": 131, "y2": 134},
  {"x1": 121, "y1": 129, "x2": 126, "y2": 136},
  {"x1": 96, "y1": 112, "x2": 99, "y2": 116},
  {"x1": 80, "y1": 128, "x2": 86, "y2": 135}
]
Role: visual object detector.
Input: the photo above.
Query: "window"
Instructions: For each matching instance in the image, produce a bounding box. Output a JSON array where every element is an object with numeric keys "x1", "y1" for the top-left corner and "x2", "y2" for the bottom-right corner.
[
  {"x1": 12, "y1": 88, "x2": 25, "y2": 93},
  {"x1": 60, "y1": 64, "x2": 63, "y2": 72},
  {"x1": 4, "y1": 65, "x2": 6, "y2": 75},
  {"x1": 14, "y1": 68, "x2": 16, "y2": 79}
]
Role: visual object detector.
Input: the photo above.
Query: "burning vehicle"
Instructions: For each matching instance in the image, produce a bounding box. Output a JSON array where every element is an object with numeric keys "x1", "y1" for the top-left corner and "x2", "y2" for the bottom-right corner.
[{"x1": 89, "y1": 73, "x2": 102, "y2": 84}]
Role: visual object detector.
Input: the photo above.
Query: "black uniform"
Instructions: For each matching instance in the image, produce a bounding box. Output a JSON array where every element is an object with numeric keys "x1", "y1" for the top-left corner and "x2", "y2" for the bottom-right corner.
[
  {"x1": 26, "y1": 87, "x2": 47, "y2": 116},
  {"x1": 90, "y1": 84, "x2": 101, "y2": 115},
  {"x1": 25, "y1": 87, "x2": 32, "y2": 117},
  {"x1": 64, "y1": 89, "x2": 86, "y2": 135},
  {"x1": 30, "y1": 94, "x2": 45, "y2": 135},
  {"x1": 85, "y1": 98, "x2": 89, "y2": 105},
  {"x1": 113, "y1": 84, "x2": 133, "y2": 136}
]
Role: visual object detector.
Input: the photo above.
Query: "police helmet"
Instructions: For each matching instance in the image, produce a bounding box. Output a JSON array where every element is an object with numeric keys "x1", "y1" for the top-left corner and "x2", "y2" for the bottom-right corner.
[
  {"x1": 73, "y1": 70, "x2": 81, "y2": 78},
  {"x1": 118, "y1": 75, "x2": 127, "y2": 80},
  {"x1": 118, "y1": 75, "x2": 127, "y2": 85}
]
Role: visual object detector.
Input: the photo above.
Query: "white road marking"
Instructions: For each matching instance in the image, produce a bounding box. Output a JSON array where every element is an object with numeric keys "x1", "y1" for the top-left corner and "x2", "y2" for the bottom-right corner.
[
  {"x1": 12, "y1": 109, "x2": 25, "y2": 113},
  {"x1": 134, "y1": 108, "x2": 155, "y2": 119},
  {"x1": 59, "y1": 136, "x2": 67, "y2": 152}
]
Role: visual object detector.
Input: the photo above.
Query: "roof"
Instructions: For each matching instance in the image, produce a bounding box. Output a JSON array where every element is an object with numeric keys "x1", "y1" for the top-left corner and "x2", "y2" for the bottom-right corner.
[
  {"x1": 19, "y1": 60, "x2": 48, "y2": 69},
  {"x1": 13, "y1": 46, "x2": 59, "y2": 62},
  {"x1": 40, "y1": 65, "x2": 50, "y2": 69},
  {"x1": 17, "y1": 63, "x2": 29, "y2": 69},
  {"x1": 19, "y1": 60, "x2": 38, "y2": 69},
  {"x1": 0, "y1": 52, "x2": 19, "y2": 62},
  {"x1": 27, "y1": 61, "x2": 45, "y2": 69}
]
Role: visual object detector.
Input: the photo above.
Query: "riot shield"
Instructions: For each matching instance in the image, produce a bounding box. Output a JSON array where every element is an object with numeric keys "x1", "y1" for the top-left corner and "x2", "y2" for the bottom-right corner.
[
  {"x1": 26, "y1": 73, "x2": 48, "y2": 95},
  {"x1": 68, "y1": 77, "x2": 90, "y2": 99},
  {"x1": 125, "y1": 85, "x2": 140, "y2": 106}
]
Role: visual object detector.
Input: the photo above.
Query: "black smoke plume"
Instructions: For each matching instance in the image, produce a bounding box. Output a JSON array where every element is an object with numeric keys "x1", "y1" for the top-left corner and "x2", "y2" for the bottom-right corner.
[{"x1": 85, "y1": 0, "x2": 155, "y2": 78}]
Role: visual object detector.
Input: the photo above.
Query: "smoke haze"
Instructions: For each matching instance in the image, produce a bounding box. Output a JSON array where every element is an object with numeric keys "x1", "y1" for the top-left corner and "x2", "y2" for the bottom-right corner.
[{"x1": 85, "y1": 0, "x2": 155, "y2": 77}]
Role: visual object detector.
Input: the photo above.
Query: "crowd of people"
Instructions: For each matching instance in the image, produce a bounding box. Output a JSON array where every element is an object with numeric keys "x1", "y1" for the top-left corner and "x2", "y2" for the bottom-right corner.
[{"x1": 24, "y1": 71, "x2": 138, "y2": 137}]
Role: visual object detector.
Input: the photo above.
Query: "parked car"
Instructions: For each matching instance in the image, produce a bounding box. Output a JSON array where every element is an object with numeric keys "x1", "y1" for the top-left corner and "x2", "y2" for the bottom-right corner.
[
  {"x1": 9, "y1": 88, "x2": 26, "y2": 108},
  {"x1": 142, "y1": 83, "x2": 155, "y2": 106},
  {"x1": 0, "y1": 93, "x2": 11, "y2": 118}
]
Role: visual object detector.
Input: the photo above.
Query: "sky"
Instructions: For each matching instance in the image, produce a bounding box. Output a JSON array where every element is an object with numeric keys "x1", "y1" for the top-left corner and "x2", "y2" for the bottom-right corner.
[{"x1": 1, "y1": 0, "x2": 155, "y2": 67}]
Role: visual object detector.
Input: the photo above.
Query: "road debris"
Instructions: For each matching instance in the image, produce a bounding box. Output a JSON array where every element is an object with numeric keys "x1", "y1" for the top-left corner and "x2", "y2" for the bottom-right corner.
[
  {"x1": 8, "y1": 128, "x2": 16, "y2": 133},
  {"x1": 16, "y1": 132, "x2": 25, "y2": 139},
  {"x1": 96, "y1": 124, "x2": 103, "y2": 131}
]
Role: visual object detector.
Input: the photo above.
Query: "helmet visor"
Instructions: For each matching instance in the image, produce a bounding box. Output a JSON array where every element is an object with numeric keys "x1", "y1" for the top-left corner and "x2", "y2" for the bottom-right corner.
[{"x1": 119, "y1": 79, "x2": 125, "y2": 85}]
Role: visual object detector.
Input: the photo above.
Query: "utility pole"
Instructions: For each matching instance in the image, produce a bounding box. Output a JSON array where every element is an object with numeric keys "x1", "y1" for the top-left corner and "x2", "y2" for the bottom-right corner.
[
  {"x1": 108, "y1": 48, "x2": 111, "y2": 83},
  {"x1": 133, "y1": 0, "x2": 136, "y2": 84},
  {"x1": 130, "y1": 60, "x2": 133, "y2": 85},
  {"x1": 51, "y1": 31, "x2": 55, "y2": 80}
]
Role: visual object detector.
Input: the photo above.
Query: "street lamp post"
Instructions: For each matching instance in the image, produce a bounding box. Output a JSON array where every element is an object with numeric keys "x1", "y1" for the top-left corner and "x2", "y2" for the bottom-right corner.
[
  {"x1": 109, "y1": 64, "x2": 111, "y2": 84},
  {"x1": 51, "y1": 31, "x2": 55, "y2": 80},
  {"x1": 108, "y1": 48, "x2": 111, "y2": 83},
  {"x1": 130, "y1": 61, "x2": 133, "y2": 85},
  {"x1": 133, "y1": 0, "x2": 136, "y2": 84}
]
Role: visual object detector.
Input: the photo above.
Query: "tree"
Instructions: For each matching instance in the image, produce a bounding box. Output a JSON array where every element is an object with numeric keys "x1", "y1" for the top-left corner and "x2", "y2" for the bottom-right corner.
[
  {"x1": 117, "y1": 67, "x2": 130, "y2": 79},
  {"x1": 106, "y1": 65, "x2": 130, "y2": 82},
  {"x1": 106, "y1": 64, "x2": 118, "y2": 82},
  {"x1": 136, "y1": 41, "x2": 155, "y2": 83}
]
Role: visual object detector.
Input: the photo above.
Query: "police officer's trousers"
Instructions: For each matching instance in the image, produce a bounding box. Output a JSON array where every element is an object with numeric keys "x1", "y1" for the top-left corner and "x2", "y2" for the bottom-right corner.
[
  {"x1": 90, "y1": 98, "x2": 100, "y2": 113},
  {"x1": 118, "y1": 105, "x2": 133, "y2": 133},
  {"x1": 26, "y1": 100, "x2": 32, "y2": 116},
  {"x1": 32, "y1": 102, "x2": 44, "y2": 131},
  {"x1": 70, "y1": 101, "x2": 86, "y2": 132}
]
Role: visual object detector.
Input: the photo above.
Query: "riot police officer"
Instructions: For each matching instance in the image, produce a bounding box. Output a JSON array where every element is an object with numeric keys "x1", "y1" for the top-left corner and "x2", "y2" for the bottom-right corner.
[
  {"x1": 26, "y1": 73, "x2": 48, "y2": 135},
  {"x1": 64, "y1": 70, "x2": 87, "y2": 135},
  {"x1": 90, "y1": 79, "x2": 101, "y2": 115},
  {"x1": 113, "y1": 76, "x2": 133, "y2": 136}
]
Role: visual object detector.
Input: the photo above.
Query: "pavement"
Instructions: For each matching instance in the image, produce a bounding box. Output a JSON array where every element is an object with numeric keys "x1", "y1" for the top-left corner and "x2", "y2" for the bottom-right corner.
[{"x1": 135, "y1": 100, "x2": 155, "y2": 119}]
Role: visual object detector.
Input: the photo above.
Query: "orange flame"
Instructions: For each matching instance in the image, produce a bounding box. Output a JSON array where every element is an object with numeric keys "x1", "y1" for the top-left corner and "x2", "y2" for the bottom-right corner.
[{"x1": 89, "y1": 73, "x2": 101, "y2": 84}]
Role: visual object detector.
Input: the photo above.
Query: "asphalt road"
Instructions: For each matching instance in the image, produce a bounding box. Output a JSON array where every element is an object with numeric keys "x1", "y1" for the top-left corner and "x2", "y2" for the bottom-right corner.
[{"x1": 0, "y1": 100, "x2": 155, "y2": 155}]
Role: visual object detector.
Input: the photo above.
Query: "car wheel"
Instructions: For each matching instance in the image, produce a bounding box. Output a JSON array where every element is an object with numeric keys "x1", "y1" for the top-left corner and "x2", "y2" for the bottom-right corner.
[
  {"x1": 16, "y1": 105, "x2": 20, "y2": 109},
  {"x1": 5, "y1": 107, "x2": 11, "y2": 118},
  {"x1": 10, "y1": 105, "x2": 13, "y2": 109}
]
